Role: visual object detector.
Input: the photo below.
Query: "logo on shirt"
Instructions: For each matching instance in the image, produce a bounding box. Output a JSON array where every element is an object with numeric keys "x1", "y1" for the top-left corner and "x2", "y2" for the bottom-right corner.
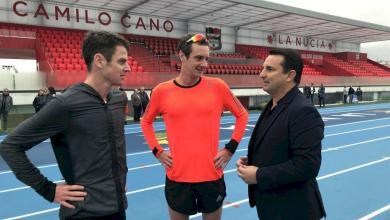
[{"x1": 216, "y1": 195, "x2": 223, "y2": 202}]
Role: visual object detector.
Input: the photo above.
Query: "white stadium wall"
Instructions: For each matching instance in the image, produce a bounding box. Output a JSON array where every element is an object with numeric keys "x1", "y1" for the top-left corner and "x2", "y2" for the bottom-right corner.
[
  {"x1": 0, "y1": 71, "x2": 45, "y2": 91},
  {"x1": 236, "y1": 29, "x2": 268, "y2": 46},
  {"x1": 0, "y1": 70, "x2": 14, "y2": 89},
  {"x1": 0, "y1": 71, "x2": 45, "y2": 105},
  {"x1": 237, "y1": 28, "x2": 361, "y2": 54},
  {"x1": 336, "y1": 41, "x2": 360, "y2": 53}
]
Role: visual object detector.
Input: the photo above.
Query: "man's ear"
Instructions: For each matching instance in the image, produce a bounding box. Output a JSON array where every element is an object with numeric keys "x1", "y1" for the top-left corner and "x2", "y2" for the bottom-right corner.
[
  {"x1": 287, "y1": 70, "x2": 296, "y2": 82},
  {"x1": 178, "y1": 51, "x2": 186, "y2": 61},
  {"x1": 94, "y1": 53, "x2": 106, "y2": 69}
]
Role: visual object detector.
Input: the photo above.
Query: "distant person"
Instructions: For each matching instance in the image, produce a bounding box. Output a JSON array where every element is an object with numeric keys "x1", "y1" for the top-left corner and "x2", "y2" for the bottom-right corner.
[
  {"x1": 343, "y1": 86, "x2": 348, "y2": 104},
  {"x1": 0, "y1": 88, "x2": 13, "y2": 131},
  {"x1": 356, "y1": 86, "x2": 363, "y2": 102},
  {"x1": 46, "y1": 86, "x2": 57, "y2": 103},
  {"x1": 32, "y1": 89, "x2": 47, "y2": 113},
  {"x1": 131, "y1": 89, "x2": 142, "y2": 122},
  {"x1": 139, "y1": 87, "x2": 149, "y2": 114},
  {"x1": 348, "y1": 86, "x2": 355, "y2": 104},
  {"x1": 310, "y1": 83, "x2": 315, "y2": 103},
  {"x1": 318, "y1": 83, "x2": 325, "y2": 107},
  {"x1": 303, "y1": 84, "x2": 311, "y2": 99}
]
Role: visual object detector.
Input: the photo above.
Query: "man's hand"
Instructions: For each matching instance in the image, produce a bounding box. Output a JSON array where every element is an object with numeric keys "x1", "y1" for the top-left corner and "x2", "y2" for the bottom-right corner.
[
  {"x1": 237, "y1": 165, "x2": 258, "y2": 184},
  {"x1": 54, "y1": 184, "x2": 87, "y2": 209},
  {"x1": 158, "y1": 150, "x2": 173, "y2": 168},
  {"x1": 236, "y1": 156, "x2": 248, "y2": 168},
  {"x1": 214, "y1": 148, "x2": 233, "y2": 169}
]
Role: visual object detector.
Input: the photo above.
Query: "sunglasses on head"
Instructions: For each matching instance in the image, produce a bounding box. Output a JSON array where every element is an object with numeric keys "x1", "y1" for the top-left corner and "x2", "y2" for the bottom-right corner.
[{"x1": 186, "y1": 34, "x2": 208, "y2": 44}]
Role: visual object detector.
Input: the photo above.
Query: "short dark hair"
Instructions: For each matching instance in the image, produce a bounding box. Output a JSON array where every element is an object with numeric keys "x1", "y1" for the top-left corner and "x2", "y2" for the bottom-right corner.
[
  {"x1": 48, "y1": 86, "x2": 56, "y2": 95},
  {"x1": 82, "y1": 31, "x2": 130, "y2": 71},
  {"x1": 269, "y1": 48, "x2": 303, "y2": 84},
  {"x1": 177, "y1": 34, "x2": 209, "y2": 58}
]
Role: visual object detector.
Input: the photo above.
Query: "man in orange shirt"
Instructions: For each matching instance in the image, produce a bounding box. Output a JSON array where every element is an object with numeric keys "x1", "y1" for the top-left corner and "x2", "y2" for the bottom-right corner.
[{"x1": 141, "y1": 34, "x2": 248, "y2": 220}]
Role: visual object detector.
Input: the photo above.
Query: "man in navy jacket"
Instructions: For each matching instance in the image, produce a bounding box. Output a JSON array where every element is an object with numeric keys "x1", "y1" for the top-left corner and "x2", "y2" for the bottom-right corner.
[{"x1": 237, "y1": 48, "x2": 326, "y2": 220}]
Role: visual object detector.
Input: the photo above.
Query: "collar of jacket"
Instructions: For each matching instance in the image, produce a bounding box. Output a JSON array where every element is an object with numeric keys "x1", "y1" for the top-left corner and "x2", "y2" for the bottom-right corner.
[
  {"x1": 272, "y1": 85, "x2": 300, "y2": 106},
  {"x1": 72, "y1": 83, "x2": 113, "y2": 102}
]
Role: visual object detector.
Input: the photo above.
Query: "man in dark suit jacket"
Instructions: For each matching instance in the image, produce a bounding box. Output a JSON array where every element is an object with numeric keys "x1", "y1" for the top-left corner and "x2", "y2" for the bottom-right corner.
[{"x1": 237, "y1": 48, "x2": 326, "y2": 220}]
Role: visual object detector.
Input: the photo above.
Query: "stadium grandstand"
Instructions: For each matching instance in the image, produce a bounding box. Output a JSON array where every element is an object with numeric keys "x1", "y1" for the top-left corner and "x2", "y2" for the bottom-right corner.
[
  {"x1": 1, "y1": 0, "x2": 390, "y2": 125},
  {"x1": 1, "y1": 1, "x2": 390, "y2": 220}
]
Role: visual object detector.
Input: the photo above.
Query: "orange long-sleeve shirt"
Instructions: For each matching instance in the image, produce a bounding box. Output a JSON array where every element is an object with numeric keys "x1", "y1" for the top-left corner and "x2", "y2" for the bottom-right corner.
[{"x1": 141, "y1": 76, "x2": 248, "y2": 182}]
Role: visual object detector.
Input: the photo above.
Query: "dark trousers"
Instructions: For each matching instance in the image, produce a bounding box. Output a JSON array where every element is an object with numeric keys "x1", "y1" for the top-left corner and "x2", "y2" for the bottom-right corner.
[
  {"x1": 141, "y1": 102, "x2": 148, "y2": 115},
  {"x1": 349, "y1": 94, "x2": 354, "y2": 104},
  {"x1": 343, "y1": 95, "x2": 347, "y2": 103},
  {"x1": 0, "y1": 111, "x2": 8, "y2": 131},
  {"x1": 318, "y1": 96, "x2": 325, "y2": 107},
  {"x1": 133, "y1": 105, "x2": 142, "y2": 122}
]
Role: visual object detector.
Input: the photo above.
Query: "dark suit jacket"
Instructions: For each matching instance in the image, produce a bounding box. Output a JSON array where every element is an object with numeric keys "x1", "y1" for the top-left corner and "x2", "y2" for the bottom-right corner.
[{"x1": 247, "y1": 86, "x2": 326, "y2": 220}]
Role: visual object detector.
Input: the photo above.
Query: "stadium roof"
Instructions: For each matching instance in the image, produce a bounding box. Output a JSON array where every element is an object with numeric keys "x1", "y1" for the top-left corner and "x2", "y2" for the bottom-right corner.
[{"x1": 48, "y1": 0, "x2": 390, "y2": 43}]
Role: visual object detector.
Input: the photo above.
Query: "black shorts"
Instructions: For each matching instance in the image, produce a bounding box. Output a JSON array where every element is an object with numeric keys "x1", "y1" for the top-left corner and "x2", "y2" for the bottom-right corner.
[
  {"x1": 65, "y1": 211, "x2": 126, "y2": 220},
  {"x1": 165, "y1": 176, "x2": 226, "y2": 215}
]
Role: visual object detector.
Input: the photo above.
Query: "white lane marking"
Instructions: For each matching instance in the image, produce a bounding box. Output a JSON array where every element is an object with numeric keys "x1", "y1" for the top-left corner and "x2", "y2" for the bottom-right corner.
[
  {"x1": 2, "y1": 116, "x2": 390, "y2": 175},
  {"x1": 325, "y1": 124, "x2": 390, "y2": 137},
  {"x1": 189, "y1": 157, "x2": 390, "y2": 219},
  {"x1": 2, "y1": 133, "x2": 389, "y2": 194},
  {"x1": 4, "y1": 158, "x2": 389, "y2": 220},
  {"x1": 358, "y1": 204, "x2": 390, "y2": 220}
]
